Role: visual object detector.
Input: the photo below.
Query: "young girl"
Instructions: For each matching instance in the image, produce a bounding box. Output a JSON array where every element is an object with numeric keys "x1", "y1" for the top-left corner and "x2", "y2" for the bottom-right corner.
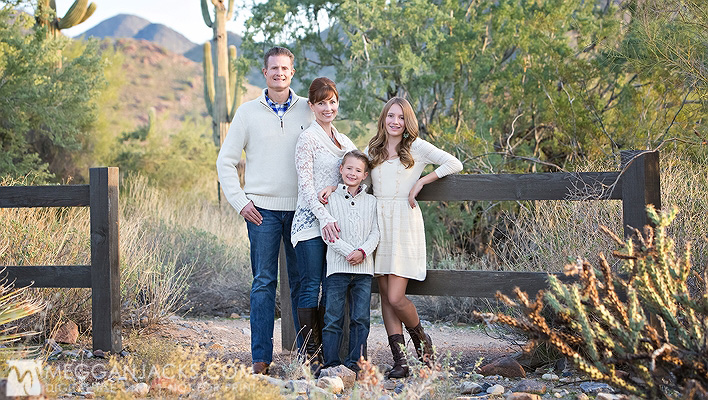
[{"x1": 367, "y1": 97, "x2": 462, "y2": 378}]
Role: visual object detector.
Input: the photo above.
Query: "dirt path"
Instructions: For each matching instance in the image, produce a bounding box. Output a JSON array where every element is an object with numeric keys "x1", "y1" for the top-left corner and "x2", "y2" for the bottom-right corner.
[{"x1": 157, "y1": 312, "x2": 515, "y2": 377}]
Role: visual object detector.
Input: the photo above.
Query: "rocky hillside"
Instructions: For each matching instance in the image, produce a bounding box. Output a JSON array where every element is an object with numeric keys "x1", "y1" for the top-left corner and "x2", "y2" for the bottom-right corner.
[{"x1": 100, "y1": 38, "x2": 261, "y2": 137}]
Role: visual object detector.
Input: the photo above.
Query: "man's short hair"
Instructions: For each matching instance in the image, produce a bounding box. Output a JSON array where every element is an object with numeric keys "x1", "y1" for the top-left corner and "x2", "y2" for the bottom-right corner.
[{"x1": 264, "y1": 46, "x2": 295, "y2": 69}]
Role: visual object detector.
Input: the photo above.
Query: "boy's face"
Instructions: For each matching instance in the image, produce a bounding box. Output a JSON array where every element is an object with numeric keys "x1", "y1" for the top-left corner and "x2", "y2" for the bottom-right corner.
[{"x1": 340, "y1": 157, "x2": 368, "y2": 188}]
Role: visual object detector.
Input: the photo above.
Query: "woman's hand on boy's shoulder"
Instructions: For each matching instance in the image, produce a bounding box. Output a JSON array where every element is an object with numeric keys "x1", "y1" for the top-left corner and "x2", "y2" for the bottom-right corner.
[{"x1": 318, "y1": 185, "x2": 336, "y2": 204}]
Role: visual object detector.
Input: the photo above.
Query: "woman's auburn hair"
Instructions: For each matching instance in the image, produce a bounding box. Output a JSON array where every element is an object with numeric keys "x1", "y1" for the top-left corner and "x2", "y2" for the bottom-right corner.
[
  {"x1": 368, "y1": 97, "x2": 418, "y2": 169},
  {"x1": 308, "y1": 77, "x2": 339, "y2": 104}
]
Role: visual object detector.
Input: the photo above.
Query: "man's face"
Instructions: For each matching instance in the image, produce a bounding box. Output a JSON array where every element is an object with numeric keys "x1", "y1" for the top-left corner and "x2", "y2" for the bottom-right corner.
[{"x1": 263, "y1": 55, "x2": 295, "y2": 92}]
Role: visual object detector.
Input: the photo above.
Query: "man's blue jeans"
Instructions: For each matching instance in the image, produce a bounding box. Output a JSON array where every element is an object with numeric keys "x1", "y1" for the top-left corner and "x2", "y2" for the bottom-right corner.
[
  {"x1": 246, "y1": 207, "x2": 300, "y2": 364},
  {"x1": 294, "y1": 237, "x2": 327, "y2": 309},
  {"x1": 322, "y1": 273, "x2": 372, "y2": 369}
]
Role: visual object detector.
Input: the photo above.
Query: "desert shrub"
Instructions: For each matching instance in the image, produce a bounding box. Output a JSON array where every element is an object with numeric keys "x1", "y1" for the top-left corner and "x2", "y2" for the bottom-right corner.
[
  {"x1": 476, "y1": 206, "x2": 708, "y2": 399},
  {"x1": 120, "y1": 175, "x2": 251, "y2": 317}
]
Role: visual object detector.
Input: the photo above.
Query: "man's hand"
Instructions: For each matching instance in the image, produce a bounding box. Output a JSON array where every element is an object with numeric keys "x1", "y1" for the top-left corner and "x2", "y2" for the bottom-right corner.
[
  {"x1": 322, "y1": 221, "x2": 340, "y2": 242},
  {"x1": 346, "y1": 249, "x2": 365, "y2": 265},
  {"x1": 240, "y1": 201, "x2": 263, "y2": 225}
]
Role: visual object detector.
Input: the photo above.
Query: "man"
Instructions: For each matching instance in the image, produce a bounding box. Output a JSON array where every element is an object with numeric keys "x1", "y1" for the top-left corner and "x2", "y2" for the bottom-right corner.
[{"x1": 217, "y1": 46, "x2": 313, "y2": 375}]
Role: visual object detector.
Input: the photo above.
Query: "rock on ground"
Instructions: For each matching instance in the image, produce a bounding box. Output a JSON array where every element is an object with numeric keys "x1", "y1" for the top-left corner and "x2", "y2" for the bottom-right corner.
[{"x1": 52, "y1": 321, "x2": 79, "y2": 344}]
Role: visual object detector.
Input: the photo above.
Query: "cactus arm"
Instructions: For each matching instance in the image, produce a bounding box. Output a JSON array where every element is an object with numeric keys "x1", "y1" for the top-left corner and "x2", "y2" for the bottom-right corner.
[
  {"x1": 226, "y1": 0, "x2": 235, "y2": 21},
  {"x1": 201, "y1": 0, "x2": 213, "y2": 28},
  {"x1": 57, "y1": 0, "x2": 89, "y2": 29},
  {"x1": 228, "y1": 45, "x2": 241, "y2": 121},
  {"x1": 49, "y1": 0, "x2": 56, "y2": 11},
  {"x1": 79, "y1": 3, "x2": 96, "y2": 24},
  {"x1": 147, "y1": 107, "x2": 157, "y2": 137},
  {"x1": 203, "y1": 43, "x2": 215, "y2": 116}
]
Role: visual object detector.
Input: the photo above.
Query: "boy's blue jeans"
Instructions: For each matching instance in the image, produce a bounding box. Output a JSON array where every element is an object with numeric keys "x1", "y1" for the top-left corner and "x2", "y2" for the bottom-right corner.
[
  {"x1": 246, "y1": 207, "x2": 300, "y2": 364},
  {"x1": 322, "y1": 273, "x2": 372, "y2": 370}
]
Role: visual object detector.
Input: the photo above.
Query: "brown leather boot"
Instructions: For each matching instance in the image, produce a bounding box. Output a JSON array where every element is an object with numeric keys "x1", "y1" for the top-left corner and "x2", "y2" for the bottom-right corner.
[
  {"x1": 387, "y1": 334, "x2": 409, "y2": 379},
  {"x1": 252, "y1": 361, "x2": 270, "y2": 375},
  {"x1": 406, "y1": 322, "x2": 433, "y2": 364},
  {"x1": 297, "y1": 307, "x2": 323, "y2": 376}
]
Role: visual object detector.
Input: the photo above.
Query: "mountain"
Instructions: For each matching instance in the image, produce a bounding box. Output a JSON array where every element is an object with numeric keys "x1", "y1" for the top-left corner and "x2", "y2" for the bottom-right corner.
[
  {"x1": 80, "y1": 14, "x2": 151, "y2": 39},
  {"x1": 183, "y1": 32, "x2": 243, "y2": 62},
  {"x1": 133, "y1": 23, "x2": 195, "y2": 55},
  {"x1": 78, "y1": 14, "x2": 196, "y2": 55}
]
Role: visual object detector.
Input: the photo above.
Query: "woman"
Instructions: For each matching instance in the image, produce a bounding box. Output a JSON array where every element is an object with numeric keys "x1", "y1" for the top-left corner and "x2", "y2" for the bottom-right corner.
[
  {"x1": 367, "y1": 97, "x2": 462, "y2": 378},
  {"x1": 291, "y1": 77, "x2": 357, "y2": 374}
]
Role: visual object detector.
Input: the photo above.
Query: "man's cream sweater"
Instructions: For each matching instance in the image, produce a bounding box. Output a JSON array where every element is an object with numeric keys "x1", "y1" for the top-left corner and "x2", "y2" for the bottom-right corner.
[{"x1": 217, "y1": 89, "x2": 313, "y2": 213}]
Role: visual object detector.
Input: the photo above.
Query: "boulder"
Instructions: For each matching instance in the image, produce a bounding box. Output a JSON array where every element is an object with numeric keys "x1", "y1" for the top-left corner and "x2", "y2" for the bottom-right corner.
[
  {"x1": 512, "y1": 379, "x2": 547, "y2": 394},
  {"x1": 318, "y1": 365, "x2": 356, "y2": 389},
  {"x1": 507, "y1": 393, "x2": 542, "y2": 400},
  {"x1": 52, "y1": 321, "x2": 79, "y2": 344},
  {"x1": 479, "y1": 356, "x2": 526, "y2": 378}
]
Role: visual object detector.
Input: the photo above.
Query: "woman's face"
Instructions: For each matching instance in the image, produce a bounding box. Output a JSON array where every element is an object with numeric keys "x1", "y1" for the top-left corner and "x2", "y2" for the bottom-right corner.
[
  {"x1": 310, "y1": 95, "x2": 338, "y2": 126},
  {"x1": 385, "y1": 103, "x2": 405, "y2": 138}
]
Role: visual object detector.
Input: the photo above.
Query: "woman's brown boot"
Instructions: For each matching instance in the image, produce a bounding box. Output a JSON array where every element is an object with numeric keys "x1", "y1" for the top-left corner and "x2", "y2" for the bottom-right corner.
[
  {"x1": 387, "y1": 334, "x2": 409, "y2": 379},
  {"x1": 406, "y1": 323, "x2": 433, "y2": 364}
]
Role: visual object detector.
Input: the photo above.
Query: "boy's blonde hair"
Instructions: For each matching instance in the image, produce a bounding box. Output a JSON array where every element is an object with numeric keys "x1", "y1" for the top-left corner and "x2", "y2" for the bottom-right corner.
[{"x1": 342, "y1": 150, "x2": 371, "y2": 172}]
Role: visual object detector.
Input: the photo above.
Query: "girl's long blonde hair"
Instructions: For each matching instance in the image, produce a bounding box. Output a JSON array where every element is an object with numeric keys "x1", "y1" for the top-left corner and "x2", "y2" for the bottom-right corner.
[{"x1": 368, "y1": 97, "x2": 419, "y2": 169}]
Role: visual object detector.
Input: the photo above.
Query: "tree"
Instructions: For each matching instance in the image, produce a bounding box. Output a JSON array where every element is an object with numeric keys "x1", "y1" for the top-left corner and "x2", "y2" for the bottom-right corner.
[
  {"x1": 243, "y1": 0, "x2": 706, "y2": 172},
  {"x1": 0, "y1": 4, "x2": 104, "y2": 181}
]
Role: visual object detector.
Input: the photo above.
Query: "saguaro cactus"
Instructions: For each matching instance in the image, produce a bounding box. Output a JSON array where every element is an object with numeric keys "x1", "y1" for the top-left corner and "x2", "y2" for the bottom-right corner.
[
  {"x1": 35, "y1": 0, "x2": 96, "y2": 68},
  {"x1": 36, "y1": 0, "x2": 97, "y2": 39},
  {"x1": 201, "y1": 0, "x2": 242, "y2": 147}
]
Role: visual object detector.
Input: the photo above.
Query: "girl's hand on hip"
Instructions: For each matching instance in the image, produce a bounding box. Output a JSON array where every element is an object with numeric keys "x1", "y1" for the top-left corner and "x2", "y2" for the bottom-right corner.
[
  {"x1": 318, "y1": 186, "x2": 336, "y2": 204},
  {"x1": 322, "y1": 221, "x2": 340, "y2": 242},
  {"x1": 408, "y1": 180, "x2": 424, "y2": 208}
]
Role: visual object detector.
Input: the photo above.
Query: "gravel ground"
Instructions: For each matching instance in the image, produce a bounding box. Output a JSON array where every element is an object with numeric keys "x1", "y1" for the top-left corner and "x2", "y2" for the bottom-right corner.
[{"x1": 158, "y1": 311, "x2": 516, "y2": 377}]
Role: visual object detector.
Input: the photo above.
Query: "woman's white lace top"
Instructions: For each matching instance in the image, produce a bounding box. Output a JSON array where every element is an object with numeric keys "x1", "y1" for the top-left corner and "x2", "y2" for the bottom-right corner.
[{"x1": 291, "y1": 120, "x2": 357, "y2": 246}]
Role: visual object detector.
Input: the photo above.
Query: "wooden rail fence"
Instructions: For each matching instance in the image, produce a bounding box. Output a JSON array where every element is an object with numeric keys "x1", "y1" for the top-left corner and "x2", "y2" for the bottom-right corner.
[
  {"x1": 0, "y1": 167, "x2": 121, "y2": 353},
  {"x1": 279, "y1": 150, "x2": 661, "y2": 349}
]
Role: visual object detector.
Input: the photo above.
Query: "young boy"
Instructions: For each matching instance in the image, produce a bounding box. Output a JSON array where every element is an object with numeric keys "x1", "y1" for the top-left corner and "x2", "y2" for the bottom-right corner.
[{"x1": 321, "y1": 150, "x2": 379, "y2": 373}]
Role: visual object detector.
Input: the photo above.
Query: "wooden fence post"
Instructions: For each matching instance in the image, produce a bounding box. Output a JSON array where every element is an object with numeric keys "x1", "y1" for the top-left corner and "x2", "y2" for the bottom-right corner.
[
  {"x1": 90, "y1": 167, "x2": 122, "y2": 353},
  {"x1": 620, "y1": 150, "x2": 661, "y2": 239},
  {"x1": 279, "y1": 242, "x2": 297, "y2": 351}
]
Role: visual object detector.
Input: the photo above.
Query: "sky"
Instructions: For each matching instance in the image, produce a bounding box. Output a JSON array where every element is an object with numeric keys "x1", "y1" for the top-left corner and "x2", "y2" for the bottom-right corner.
[{"x1": 59, "y1": 0, "x2": 249, "y2": 44}]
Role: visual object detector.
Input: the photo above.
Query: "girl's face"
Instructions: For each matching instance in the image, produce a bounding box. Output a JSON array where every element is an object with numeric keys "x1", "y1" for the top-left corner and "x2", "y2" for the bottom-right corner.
[
  {"x1": 310, "y1": 95, "x2": 338, "y2": 126},
  {"x1": 385, "y1": 103, "x2": 405, "y2": 138}
]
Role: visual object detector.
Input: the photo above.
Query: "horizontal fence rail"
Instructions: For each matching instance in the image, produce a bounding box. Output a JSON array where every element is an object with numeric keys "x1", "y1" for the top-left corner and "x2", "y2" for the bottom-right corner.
[
  {"x1": 416, "y1": 172, "x2": 622, "y2": 202},
  {"x1": 0, "y1": 185, "x2": 90, "y2": 208},
  {"x1": 0, "y1": 167, "x2": 121, "y2": 353},
  {"x1": 280, "y1": 150, "x2": 661, "y2": 349}
]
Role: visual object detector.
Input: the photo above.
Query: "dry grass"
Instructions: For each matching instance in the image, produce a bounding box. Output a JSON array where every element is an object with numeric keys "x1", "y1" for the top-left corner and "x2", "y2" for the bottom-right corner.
[{"x1": 0, "y1": 174, "x2": 251, "y2": 339}]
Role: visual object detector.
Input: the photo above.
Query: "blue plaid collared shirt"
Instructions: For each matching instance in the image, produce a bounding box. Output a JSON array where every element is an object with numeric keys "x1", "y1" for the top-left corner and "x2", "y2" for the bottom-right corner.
[{"x1": 265, "y1": 90, "x2": 292, "y2": 118}]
